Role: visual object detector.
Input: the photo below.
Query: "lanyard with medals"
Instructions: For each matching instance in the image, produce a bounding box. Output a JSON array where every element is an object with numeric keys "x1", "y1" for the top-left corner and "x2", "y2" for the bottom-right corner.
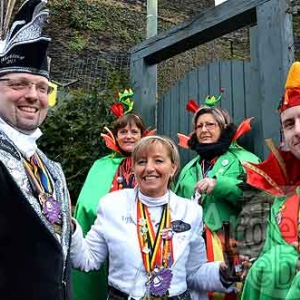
[
  {"x1": 137, "y1": 198, "x2": 174, "y2": 298},
  {"x1": 192, "y1": 159, "x2": 214, "y2": 203},
  {"x1": 23, "y1": 153, "x2": 62, "y2": 226}
]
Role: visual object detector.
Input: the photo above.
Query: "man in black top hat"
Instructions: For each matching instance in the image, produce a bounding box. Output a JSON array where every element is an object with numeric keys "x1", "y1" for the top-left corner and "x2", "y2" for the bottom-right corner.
[{"x1": 0, "y1": 1, "x2": 72, "y2": 299}]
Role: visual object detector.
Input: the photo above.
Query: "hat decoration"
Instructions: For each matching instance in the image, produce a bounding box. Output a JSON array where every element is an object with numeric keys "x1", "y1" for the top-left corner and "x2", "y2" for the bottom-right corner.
[
  {"x1": 0, "y1": 0, "x2": 50, "y2": 79},
  {"x1": 178, "y1": 88, "x2": 253, "y2": 149},
  {"x1": 204, "y1": 87, "x2": 225, "y2": 107},
  {"x1": 243, "y1": 62, "x2": 300, "y2": 196},
  {"x1": 185, "y1": 88, "x2": 225, "y2": 114},
  {"x1": 101, "y1": 89, "x2": 156, "y2": 153},
  {"x1": 278, "y1": 62, "x2": 300, "y2": 114},
  {"x1": 110, "y1": 88, "x2": 134, "y2": 117},
  {"x1": 243, "y1": 139, "x2": 300, "y2": 196}
]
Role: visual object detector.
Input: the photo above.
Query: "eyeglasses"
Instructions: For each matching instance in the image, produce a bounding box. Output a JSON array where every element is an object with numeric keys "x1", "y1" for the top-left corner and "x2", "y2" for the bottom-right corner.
[
  {"x1": 195, "y1": 122, "x2": 218, "y2": 131},
  {"x1": 0, "y1": 78, "x2": 54, "y2": 95}
]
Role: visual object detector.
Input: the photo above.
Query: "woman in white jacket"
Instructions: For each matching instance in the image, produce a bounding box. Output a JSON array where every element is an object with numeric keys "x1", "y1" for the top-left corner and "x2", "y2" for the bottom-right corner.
[{"x1": 71, "y1": 136, "x2": 234, "y2": 300}]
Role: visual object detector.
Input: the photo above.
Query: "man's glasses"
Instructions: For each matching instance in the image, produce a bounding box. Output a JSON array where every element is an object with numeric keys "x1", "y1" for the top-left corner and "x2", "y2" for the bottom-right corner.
[
  {"x1": 0, "y1": 78, "x2": 54, "y2": 95},
  {"x1": 195, "y1": 122, "x2": 218, "y2": 131}
]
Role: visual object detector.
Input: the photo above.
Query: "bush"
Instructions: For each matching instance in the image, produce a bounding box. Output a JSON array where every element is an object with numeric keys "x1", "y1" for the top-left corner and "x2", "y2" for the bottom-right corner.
[{"x1": 39, "y1": 88, "x2": 115, "y2": 204}]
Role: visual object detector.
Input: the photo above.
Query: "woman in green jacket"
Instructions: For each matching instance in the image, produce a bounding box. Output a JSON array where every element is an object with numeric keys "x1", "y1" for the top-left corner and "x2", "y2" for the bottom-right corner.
[{"x1": 174, "y1": 95, "x2": 260, "y2": 299}]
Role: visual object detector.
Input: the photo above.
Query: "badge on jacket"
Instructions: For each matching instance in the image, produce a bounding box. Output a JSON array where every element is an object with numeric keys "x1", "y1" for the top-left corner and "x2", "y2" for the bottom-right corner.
[{"x1": 171, "y1": 220, "x2": 191, "y2": 233}]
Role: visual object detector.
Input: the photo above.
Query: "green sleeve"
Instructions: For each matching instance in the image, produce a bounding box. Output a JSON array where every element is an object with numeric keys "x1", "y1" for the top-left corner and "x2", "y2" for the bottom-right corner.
[
  {"x1": 241, "y1": 194, "x2": 299, "y2": 300},
  {"x1": 260, "y1": 195, "x2": 291, "y2": 255},
  {"x1": 173, "y1": 157, "x2": 200, "y2": 199},
  {"x1": 73, "y1": 155, "x2": 123, "y2": 234},
  {"x1": 286, "y1": 271, "x2": 300, "y2": 300},
  {"x1": 210, "y1": 146, "x2": 260, "y2": 205},
  {"x1": 211, "y1": 160, "x2": 243, "y2": 205}
]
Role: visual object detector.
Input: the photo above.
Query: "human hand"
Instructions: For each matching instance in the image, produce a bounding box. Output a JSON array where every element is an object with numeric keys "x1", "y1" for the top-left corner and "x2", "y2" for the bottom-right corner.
[
  {"x1": 219, "y1": 262, "x2": 234, "y2": 288},
  {"x1": 219, "y1": 255, "x2": 255, "y2": 282},
  {"x1": 195, "y1": 178, "x2": 216, "y2": 194},
  {"x1": 240, "y1": 255, "x2": 256, "y2": 281}
]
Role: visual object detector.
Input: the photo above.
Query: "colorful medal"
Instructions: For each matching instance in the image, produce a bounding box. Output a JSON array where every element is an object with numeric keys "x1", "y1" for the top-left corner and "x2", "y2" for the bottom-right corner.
[
  {"x1": 137, "y1": 198, "x2": 174, "y2": 297},
  {"x1": 40, "y1": 194, "x2": 61, "y2": 224},
  {"x1": 23, "y1": 154, "x2": 62, "y2": 225},
  {"x1": 149, "y1": 267, "x2": 173, "y2": 296},
  {"x1": 161, "y1": 228, "x2": 174, "y2": 240}
]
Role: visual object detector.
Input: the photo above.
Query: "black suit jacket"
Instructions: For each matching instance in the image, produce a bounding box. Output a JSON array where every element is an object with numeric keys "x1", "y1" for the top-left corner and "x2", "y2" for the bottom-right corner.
[{"x1": 0, "y1": 135, "x2": 72, "y2": 300}]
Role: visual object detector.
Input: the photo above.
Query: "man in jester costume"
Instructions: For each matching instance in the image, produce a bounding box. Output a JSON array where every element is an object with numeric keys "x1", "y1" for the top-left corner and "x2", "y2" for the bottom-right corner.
[
  {"x1": 174, "y1": 90, "x2": 260, "y2": 299},
  {"x1": 73, "y1": 89, "x2": 155, "y2": 300},
  {"x1": 241, "y1": 62, "x2": 300, "y2": 300}
]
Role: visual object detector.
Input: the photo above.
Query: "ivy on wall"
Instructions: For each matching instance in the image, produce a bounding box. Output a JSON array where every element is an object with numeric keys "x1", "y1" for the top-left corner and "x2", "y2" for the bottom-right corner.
[{"x1": 49, "y1": 0, "x2": 146, "y2": 46}]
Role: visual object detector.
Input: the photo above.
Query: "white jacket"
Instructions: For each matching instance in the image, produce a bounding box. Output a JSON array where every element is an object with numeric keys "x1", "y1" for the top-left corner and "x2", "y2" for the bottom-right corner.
[{"x1": 71, "y1": 188, "x2": 233, "y2": 299}]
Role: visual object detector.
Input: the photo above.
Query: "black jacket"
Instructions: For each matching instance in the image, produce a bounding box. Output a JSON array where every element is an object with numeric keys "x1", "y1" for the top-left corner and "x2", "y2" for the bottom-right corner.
[{"x1": 0, "y1": 134, "x2": 72, "y2": 300}]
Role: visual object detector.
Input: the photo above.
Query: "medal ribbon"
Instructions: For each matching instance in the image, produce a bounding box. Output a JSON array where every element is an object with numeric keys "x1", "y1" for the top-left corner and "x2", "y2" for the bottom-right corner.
[
  {"x1": 23, "y1": 153, "x2": 53, "y2": 195},
  {"x1": 137, "y1": 200, "x2": 173, "y2": 273},
  {"x1": 23, "y1": 154, "x2": 62, "y2": 227},
  {"x1": 162, "y1": 204, "x2": 173, "y2": 268}
]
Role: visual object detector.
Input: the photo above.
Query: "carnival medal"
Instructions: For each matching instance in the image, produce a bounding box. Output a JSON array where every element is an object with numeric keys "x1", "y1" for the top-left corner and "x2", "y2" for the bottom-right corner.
[
  {"x1": 39, "y1": 193, "x2": 61, "y2": 224},
  {"x1": 137, "y1": 198, "x2": 174, "y2": 298},
  {"x1": 148, "y1": 267, "x2": 173, "y2": 297}
]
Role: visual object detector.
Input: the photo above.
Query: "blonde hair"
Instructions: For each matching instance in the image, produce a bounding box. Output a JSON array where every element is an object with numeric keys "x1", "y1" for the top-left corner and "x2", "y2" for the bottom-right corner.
[{"x1": 132, "y1": 135, "x2": 180, "y2": 178}]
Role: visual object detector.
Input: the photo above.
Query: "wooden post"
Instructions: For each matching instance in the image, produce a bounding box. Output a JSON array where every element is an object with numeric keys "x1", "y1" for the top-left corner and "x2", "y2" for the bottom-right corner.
[
  {"x1": 247, "y1": 26, "x2": 264, "y2": 158},
  {"x1": 130, "y1": 56, "x2": 156, "y2": 128},
  {"x1": 256, "y1": 0, "x2": 294, "y2": 157},
  {"x1": 130, "y1": 0, "x2": 158, "y2": 128}
]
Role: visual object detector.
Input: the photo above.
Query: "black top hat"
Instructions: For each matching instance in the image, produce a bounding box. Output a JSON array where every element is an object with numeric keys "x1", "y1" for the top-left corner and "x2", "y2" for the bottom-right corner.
[{"x1": 0, "y1": 0, "x2": 51, "y2": 79}]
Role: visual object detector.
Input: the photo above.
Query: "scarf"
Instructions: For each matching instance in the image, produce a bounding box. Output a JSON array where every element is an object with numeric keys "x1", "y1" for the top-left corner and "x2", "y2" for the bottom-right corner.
[{"x1": 188, "y1": 124, "x2": 236, "y2": 161}]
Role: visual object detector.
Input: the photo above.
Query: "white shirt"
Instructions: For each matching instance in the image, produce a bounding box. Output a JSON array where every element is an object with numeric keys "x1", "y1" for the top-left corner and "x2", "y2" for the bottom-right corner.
[
  {"x1": 71, "y1": 188, "x2": 233, "y2": 299},
  {"x1": 0, "y1": 117, "x2": 42, "y2": 158}
]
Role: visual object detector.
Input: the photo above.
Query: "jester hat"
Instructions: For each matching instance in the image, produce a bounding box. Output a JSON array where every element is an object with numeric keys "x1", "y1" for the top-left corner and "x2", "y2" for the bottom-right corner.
[
  {"x1": 278, "y1": 62, "x2": 300, "y2": 114},
  {"x1": 243, "y1": 62, "x2": 300, "y2": 196}
]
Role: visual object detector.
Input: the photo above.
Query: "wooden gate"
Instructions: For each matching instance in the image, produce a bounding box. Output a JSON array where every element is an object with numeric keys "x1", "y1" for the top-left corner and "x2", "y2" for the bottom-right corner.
[
  {"x1": 157, "y1": 60, "x2": 262, "y2": 165},
  {"x1": 131, "y1": 0, "x2": 294, "y2": 159}
]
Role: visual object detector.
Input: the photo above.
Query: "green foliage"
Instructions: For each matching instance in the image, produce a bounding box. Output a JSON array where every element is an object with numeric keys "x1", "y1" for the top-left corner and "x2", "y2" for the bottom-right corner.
[
  {"x1": 39, "y1": 88, "x2": 115, "y2": 204},
  {"x1": 68, "y1": 32, "x2": 87, "y2": 53},
  {"x1": 39, "y1": 67, "x2": 130, "y2": 204},
  {"x1": 52, "y1": 0, "x2": 146, "y2": 46},
  {"x1": 48, "y1": 0, "x2": 73, "y2": 11}
]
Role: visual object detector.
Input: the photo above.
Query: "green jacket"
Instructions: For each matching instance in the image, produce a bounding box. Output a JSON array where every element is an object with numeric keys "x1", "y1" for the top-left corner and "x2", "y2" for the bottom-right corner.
[
  {"x1": 174, "y1": 144, "x2": 260, "y2": 232},
  {"x1": 241, "y1": 191, "x2": 300, "y2": 300},
  {"x1": 72, "y1": 154, "x2": 124, "y2": 300}
]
